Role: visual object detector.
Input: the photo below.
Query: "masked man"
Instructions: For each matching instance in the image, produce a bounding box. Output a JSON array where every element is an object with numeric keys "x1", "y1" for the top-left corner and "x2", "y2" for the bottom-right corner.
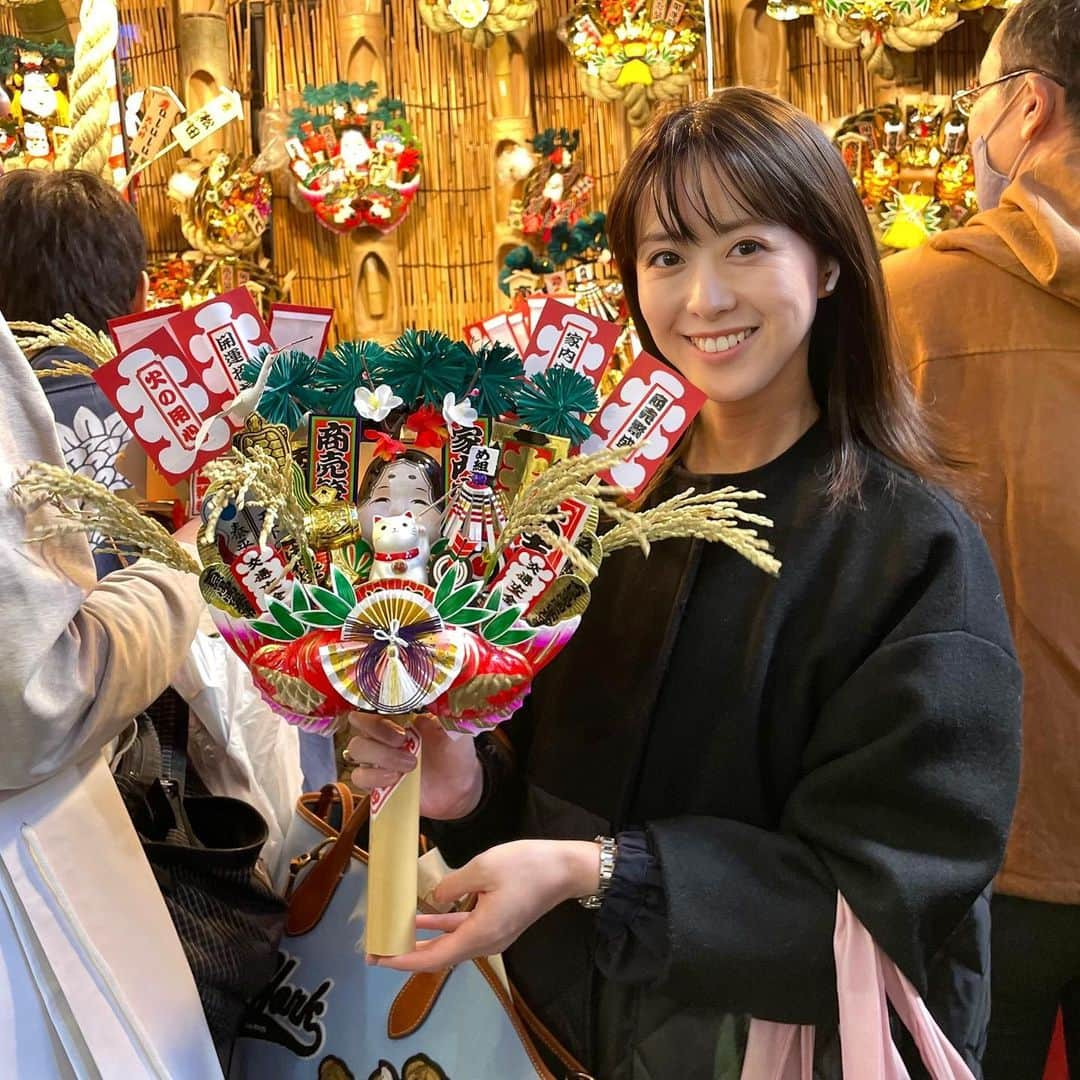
[{"x1": 884, "y1": 0, "x2": 1080, "y2": 1074}]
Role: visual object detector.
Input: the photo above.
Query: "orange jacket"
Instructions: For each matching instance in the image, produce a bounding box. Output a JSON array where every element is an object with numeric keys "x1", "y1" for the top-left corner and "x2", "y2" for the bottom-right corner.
[{"x1": 885, "y1": 150, "x2": 1080, "y2": 903}]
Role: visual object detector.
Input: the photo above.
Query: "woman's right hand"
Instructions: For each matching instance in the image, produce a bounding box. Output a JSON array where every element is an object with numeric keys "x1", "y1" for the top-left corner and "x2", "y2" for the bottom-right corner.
[{"x1": 344, "y1": 711, "x2": 484, "y2": 821}]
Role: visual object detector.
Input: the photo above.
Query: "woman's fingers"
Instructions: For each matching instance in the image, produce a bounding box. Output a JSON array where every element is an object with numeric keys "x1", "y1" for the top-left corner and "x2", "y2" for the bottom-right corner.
[
  {"x1": 371, "y1": 915, "x2": 493, "y2": 972},
  {"x1": 347, "y1": 709, "x2": 411, "y2": 748},
  {"x1": 349, "y1": 765, "x2": 407, "y2": 792},
  {"x1": 343, "y1": 733, "x2": 417, "y2": 774},
  {"x1": 414, "y1": 912, "x2": 470, "y2": 932}
]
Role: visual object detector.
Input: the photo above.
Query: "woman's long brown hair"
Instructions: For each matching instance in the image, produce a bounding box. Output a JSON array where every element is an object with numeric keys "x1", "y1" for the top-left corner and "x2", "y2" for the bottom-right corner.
[{"x1": 606, "y1": 87, "x2": 962, "y2": 504}]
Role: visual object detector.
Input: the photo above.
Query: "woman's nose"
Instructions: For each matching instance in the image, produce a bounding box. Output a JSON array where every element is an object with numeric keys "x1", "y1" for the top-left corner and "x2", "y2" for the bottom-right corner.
[{"x1": 686, "y1": 264, "x2": 737, "y2": 319}]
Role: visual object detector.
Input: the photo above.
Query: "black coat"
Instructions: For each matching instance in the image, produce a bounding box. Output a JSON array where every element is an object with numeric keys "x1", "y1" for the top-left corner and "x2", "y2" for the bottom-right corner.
[{"x1": 429, "y1": 424, "x2": 1022, "y2": 1079}]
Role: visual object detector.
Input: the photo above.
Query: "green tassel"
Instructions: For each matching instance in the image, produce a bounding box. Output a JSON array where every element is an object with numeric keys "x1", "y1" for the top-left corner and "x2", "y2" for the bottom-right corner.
[
  {"x1": 372, "y1": 330, "x2": 472, "y2": 408},
  {"x1": 471, "y1": 342, "x2": 525, "y2": 419},
  {"x1": 240, "y1": 349, "x2": 319, "y2": 430},
  {"x1": 304, "y1": 339, "x2": 390, "y2": 417},
  {"x1": 512, "y1": 368, "x2": 599, "y2": 445}
]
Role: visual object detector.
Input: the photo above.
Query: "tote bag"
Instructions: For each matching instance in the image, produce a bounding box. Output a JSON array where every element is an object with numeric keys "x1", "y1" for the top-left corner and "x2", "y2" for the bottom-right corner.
[
  {"x1": 229, "y1": 783, "x2": 588, "y2": 1080},
  {"x1": 740, "y1": 894, "x2": 977, "y2": 1080}
]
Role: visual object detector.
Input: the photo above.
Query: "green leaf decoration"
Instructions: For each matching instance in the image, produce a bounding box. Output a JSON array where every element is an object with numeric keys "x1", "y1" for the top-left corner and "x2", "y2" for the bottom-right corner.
[
  {"x1": 267, "y1": 599, "x2": 308, "y2": 638},
  {"x1": 331, "y1": 565, "x2": 357, "y2": 607},
  {"x1": 484, "y1": 586, "x2": 504, "y2": 612},
  {"x1": 488, "y1": 627, "x2": 536, "y2": 647},
  {"x1": 430, "y1": 537, "x2": 450, "y2": 560},
  {"x1": 512, "y1": 367, "x2": 599, "y2": 445},
  {"x1": 439, "y1": 581, "x2": 484, "y2": 618},
  {"x1": 306, "y1": 584, "x2": 354, "y2": 621},
  {"x1": 305, "y1": 340, "x2": 390, "y2": 417},
  {"x1": 294, "y1": 609, "x2": 347, "y2": 627},
  {"x1": 374, "y1": 330, "x2": 472, "y2": 408},
  {"x1": 291, "y1": 580, "x2": 308, "y2": 611},
  {"x1": 434, "y1": 560, "x2": 464, "y2": 609},
  {"x1": 472, "y1": 342, "x2": 525, "y2": 419},
  {"x1": 250, "y1": 619, "x2": 300, "y2": 642},
  {"x1": 481, "y1": 605, "x2": 524, "y2": 642},
  {"x1": 445, "y1": 607, "x2": 496, "y2": 627},
  {"x1": 241, "y1": 348, "x2": 320, "y2": 430}
]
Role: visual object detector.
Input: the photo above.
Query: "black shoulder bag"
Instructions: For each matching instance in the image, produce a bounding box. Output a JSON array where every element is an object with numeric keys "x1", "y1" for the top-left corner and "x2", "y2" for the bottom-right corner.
[{"x1": 112, "y1": 688, "x2": 288, "y2": 1061}]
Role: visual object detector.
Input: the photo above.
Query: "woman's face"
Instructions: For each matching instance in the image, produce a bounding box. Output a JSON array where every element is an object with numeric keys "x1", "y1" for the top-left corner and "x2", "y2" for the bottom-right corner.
[{"x1": 635, "y1": 167, "x2": 827, "y2": 409}]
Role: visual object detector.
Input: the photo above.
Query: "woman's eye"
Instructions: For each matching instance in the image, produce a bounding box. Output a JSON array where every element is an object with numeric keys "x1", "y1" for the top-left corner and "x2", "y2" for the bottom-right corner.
[
  {"x1": 648, "y1": 250, "x2": 682, "y2": 268},
  {"x1": 732, "y1": 239, "x2": 762, "y2": 257}
]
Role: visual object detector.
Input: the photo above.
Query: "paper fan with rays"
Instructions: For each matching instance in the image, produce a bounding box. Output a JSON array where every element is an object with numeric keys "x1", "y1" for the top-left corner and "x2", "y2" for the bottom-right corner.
[{"x1": 320, "y1": 580, "x2": 463, "y2": 714}]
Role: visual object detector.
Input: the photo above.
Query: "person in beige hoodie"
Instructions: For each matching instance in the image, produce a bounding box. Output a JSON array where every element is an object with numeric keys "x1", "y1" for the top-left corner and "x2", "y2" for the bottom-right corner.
[
  {"x1": 0, "y1": 311, "x2": 222, "y2": 1076},
  {"x1": 884, "y1": 0, "x2": 1080, "y2": 1073}
]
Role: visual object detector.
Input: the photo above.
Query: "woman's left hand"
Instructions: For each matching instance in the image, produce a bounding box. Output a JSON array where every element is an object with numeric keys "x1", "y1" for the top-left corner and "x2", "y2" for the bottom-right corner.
[{"x1": 370, "y1": 838, "x2": 601, "y2": 972}]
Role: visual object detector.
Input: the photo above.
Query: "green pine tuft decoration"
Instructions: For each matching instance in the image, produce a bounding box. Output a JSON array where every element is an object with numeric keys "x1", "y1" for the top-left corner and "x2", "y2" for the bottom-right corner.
[
  {"x1": 471, "y1": 342, "x2": 524, "y2": 419},
  {"x1": 240, "y1": 348, "x2": 319, "y2": 430},
  {"x1": 304, "y1": 339, "x2": 389, "y2": 416},
  {"x1": 512, "y1": 368, "x2": 599, "y2": 445},
  {"x1": 373, "y1": 330, "x2": 473, "y2": 408}
]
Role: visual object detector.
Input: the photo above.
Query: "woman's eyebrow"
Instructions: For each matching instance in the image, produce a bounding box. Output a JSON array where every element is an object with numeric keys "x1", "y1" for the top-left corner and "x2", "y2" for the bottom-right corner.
[{"x1": 639, "y1": 217, "x2": 765, "y2": 246}]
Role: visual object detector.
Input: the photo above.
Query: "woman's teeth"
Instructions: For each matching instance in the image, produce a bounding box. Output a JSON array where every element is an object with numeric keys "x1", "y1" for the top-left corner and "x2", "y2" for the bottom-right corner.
[{"x1": 690, "y1": 328, "x2": 756, "y2": 353}]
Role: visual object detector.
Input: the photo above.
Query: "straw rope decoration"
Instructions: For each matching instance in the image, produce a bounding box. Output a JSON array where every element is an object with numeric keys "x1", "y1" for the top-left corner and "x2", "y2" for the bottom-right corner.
[
  {"x1": 55, "y1": 0, "x2": 119, "y2": 177},
  {"x1": 417, "y1": 0, "x2": 540, "y2": 49}
]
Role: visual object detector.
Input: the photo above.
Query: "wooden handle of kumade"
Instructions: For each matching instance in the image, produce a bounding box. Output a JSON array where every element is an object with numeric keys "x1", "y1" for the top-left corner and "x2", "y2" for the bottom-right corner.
[{"x1": 366, "y1": 719, "x2": 421, "y2": 957}]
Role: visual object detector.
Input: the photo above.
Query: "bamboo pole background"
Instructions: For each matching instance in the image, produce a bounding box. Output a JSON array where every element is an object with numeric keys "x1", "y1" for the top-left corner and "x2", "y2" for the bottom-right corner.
[{"x1": 4, "y1": 0, "x2": 989, "y2": 338}]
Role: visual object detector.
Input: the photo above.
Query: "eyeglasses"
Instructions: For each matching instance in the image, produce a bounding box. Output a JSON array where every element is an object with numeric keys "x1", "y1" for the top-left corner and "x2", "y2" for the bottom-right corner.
[{"x1": 952, "y1": 68, "x2": 1066, "y2": 115}]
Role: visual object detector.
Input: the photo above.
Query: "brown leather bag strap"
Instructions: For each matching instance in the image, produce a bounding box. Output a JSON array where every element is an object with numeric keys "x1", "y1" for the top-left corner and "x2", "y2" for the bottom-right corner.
[
  {"x1": 313, "y1": 781, "x2": 355, "y2": 825},
  {"x1": 286, "y1": 796, "x2": 370, "y2": 936},
  {"x1": 387, "y1": 969, "x2": 453, "y2": 1039}
]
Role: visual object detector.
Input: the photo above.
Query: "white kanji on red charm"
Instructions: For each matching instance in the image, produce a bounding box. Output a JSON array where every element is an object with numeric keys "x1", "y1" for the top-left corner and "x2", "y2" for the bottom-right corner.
[
  {"x1": 581, "y1": 352, "x2": 706, "y2": 497},
  {"x1": 93, "y1": 327, "x2": 234, "y2": 484},
  {"x1": 171, "y1": 287, "x2": 275, "y2": 410},
  {"x1": 520, "y1": 298, "x2": 621, "y2": 391}
]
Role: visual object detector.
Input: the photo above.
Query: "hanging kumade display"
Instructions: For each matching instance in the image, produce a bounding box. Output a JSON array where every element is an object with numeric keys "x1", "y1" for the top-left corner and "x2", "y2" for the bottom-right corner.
[
  {"x1": 558, "y1": 0, "x2": 704, "y2": 129},
  {"x1": 146, "y1": 151, "x2": 287, "y2": 312},
  {"x1": 769, "y1": 0, "x2": 1010, "y2": 77},
  {"x1": 833, "y1": 98, "x2": 977, "y2": 252},
  {"x1": 517, "y1": 128, "x2": 592, "y2": 241},
  {"x1": 285, "y1": 81, "x2": 422, "y2": 236},
  {"x1": 417, "y1": 0, "x2": 539, "y2": 48},
  {"x1": 0, "y1": 39, "x2": 74, "y2": 172}
]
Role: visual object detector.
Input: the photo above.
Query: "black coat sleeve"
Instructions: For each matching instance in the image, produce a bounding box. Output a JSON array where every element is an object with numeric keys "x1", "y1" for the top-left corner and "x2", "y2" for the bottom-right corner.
[
  {"x1": 647, "y1": 509, "x2": 1022, "y2": 1024},
  {"x1": 422, "y1": 710, "x2": 532, "y2": 867}
]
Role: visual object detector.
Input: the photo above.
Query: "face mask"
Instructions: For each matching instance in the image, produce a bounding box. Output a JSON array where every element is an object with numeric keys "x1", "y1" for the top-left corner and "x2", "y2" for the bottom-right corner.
[{"x1": 972, "y1": 84, "x2": 1032, "y2": 211}]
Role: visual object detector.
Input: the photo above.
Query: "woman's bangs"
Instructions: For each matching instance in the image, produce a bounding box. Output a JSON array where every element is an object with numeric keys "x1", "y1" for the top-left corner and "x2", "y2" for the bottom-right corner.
[{"x1": 641, "y1": 135, "x2": 786, "y2": 247}]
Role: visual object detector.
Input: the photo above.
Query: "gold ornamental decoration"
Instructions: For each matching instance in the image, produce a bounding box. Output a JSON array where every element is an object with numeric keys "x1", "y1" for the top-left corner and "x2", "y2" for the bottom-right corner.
[
  {"x1": 558, "y1": 0, "x2": 705, "y2": 130},
  {"x1": 769, "y1": 0, "x2": 1011, "y2": 77},
  {"x1": 417, "y1": 0, "x2": 540, "y2": 48}
]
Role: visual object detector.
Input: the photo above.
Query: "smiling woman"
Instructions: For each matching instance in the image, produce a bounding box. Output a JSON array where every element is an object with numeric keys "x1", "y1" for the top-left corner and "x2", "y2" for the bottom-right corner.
[
  {"x1": 606, "y1": 87, "x2": 960, "y2": 500},
  {"x1": 355, "y1": 88, "x2": 1023, "y2": 1080}
]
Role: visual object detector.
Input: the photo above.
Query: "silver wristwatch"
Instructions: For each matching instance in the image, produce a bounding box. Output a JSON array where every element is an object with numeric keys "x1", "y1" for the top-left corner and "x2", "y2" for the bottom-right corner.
[{"x1": 578, "y1": 835, "x2": 618, "y2": 910}]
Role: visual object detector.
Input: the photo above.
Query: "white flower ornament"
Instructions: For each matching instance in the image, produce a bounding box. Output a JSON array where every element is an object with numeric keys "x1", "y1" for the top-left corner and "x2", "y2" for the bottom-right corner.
[
  {"x1": 355, "y1": 383, "x2": 403, "y2": 422},
  {"x1": 442, "y1": 391, "x2": 478, "y2": 430}
]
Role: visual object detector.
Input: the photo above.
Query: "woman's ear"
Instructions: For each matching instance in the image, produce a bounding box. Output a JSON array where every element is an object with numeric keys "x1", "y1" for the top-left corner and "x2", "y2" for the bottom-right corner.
[
  {"x1": 131, "y1": 269, "x2": 149, "y2": 314},
  {"x1": 819, "y1": 258, "x2": 840, "y2": 298}
]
